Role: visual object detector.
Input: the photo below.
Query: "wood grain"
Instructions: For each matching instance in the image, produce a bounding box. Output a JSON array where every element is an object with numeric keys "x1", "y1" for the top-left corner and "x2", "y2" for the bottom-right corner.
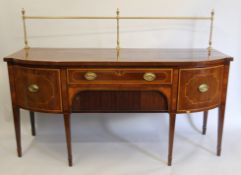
[{"x1": 4, "y1": 48, "x2": 233, "y2": 67}]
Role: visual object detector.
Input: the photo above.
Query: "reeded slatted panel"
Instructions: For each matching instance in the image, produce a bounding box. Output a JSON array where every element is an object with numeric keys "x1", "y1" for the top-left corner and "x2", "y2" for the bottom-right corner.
[{"x1": 72, "y1": 91, "x2": 168, "y2": 112}]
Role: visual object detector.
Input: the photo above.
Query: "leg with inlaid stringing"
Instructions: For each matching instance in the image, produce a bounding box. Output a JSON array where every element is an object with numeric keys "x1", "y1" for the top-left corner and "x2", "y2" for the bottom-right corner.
[
  {"x1": 168, "y1": 113, "x2": 176, "y2": 166},
  {"x1": 13, "y1": 106, "x2": 22, "y2": 157},
  {"x1": 217, "y1": 105, "x2": 225, "y2": 156},
  {"x1": 64, "y1": 113, "x2": 73, "y2": 166}
]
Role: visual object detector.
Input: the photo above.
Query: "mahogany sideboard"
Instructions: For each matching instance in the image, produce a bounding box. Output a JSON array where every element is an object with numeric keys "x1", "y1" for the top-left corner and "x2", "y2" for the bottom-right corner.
[{"x1": 3, "y1": 48, "x2": 233, "y2": 166}]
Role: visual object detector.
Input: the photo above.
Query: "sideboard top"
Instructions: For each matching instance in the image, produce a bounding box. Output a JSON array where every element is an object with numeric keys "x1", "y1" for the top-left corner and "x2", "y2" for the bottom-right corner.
[{"x1": 4, "y1": 48, "x2": 233, "y2": 67}]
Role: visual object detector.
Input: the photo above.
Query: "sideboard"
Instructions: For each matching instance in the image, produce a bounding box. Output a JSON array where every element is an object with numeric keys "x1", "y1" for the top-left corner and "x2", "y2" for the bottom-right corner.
[{"x1": 3, "y1": 48, "x2": 233, "y2": 166}]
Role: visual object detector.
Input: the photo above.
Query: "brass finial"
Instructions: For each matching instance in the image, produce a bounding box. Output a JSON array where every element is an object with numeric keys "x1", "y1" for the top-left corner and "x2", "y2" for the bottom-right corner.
[
  {"x1": 211, "y1": 9, "x2": 215, "y2": 17},
  {"x1": 116, "y1": 8, "x2": 120, "y2": 61},
  {"x1": 208, "y1": 9, "x2": 215, "y2": 55},
  {"x1": 21, "y1": 8, "x2": 25, "y2": 17},
  {"x1": 21, "y1": 8, "x2": 29, "y2": 49},
  {"x1": 117, "y1": 8, "x2": 120, "y2": 16}
]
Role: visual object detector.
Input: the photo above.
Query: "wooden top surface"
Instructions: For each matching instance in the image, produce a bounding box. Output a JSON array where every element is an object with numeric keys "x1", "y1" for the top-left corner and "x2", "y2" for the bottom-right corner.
[{"x1": 4, "y1": 48, "x2": 233, "y2": 67}]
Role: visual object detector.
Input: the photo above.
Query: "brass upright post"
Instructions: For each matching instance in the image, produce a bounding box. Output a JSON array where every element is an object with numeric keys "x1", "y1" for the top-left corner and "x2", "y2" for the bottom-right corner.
[
  {"x1": 116, "y1": 8, "x2": 120, "y2": 61},
  {"x1": 208, "y1": 10, "x2": 214, "y2": 54},
  {"x1": 22, "y1": 9, "x2": 29, "y2": 49}
]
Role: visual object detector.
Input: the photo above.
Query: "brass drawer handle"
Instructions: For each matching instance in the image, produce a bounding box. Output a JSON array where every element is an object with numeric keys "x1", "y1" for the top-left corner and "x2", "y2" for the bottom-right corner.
[
  {"x1": 198, "y1": 84, "x2": 209, "y2": 93},
  {"x1": 84, "y1": 72, "x2": 97, "y2": 81},
  {"x1": 28, "y1": 84, "x2": 39, "y2": 93},
  {"x1": 143, "y1": 72, "x2": 156, "y2": 81}
]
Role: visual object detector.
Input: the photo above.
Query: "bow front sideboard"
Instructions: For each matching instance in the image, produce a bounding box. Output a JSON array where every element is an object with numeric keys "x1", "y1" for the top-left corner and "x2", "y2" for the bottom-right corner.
[{"x1": 4, "y1": 48, "x2": 233, "y2": 166}]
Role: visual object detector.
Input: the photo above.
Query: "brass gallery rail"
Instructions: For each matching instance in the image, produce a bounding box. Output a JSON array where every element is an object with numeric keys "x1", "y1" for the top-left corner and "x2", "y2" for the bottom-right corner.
[{"x1": 21, "y1": 8, "x2": 215, "y2": 60}]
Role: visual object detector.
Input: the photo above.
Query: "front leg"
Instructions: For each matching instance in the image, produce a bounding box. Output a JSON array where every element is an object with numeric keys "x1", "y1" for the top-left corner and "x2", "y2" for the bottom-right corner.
[
  {"x1": 217, "y1": 105, "x2": 225, "y2": 156},
  {"x1": 64, "y1": 113, "x2": 73, "y2": 166},
  {"x1": 13, "y1": 106, "x2": 22, "y2": 157},
  {"x1": 168, "y1": 113, "x2": 176, "y2": 166}
]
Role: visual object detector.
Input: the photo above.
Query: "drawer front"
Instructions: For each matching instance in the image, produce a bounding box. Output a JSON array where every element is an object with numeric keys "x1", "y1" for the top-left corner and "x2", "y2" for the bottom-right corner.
[
  {"x1": 177, "y1": 66, "x2": 223, "y2": 112},
  {"x1": 14, "y1": 66, "x2": 62, "y2": 112},
  {"x1": 67, "y1": 69, "x2": 173, "y2": 84}
]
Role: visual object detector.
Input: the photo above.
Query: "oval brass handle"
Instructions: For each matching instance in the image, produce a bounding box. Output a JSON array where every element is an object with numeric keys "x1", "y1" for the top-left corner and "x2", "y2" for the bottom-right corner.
[
  {"x1": 84, "y1": 72, "x2": 97, "y2": 81},
  {"x1": 143, "y1": 72, "x2": 156, "y2": 81},
  {"x1": 28, "y1": 84, "x2": 39, "y2": 93},
  {"x1": 198, "y1": 84, "x2": 209, "y2": 93}
]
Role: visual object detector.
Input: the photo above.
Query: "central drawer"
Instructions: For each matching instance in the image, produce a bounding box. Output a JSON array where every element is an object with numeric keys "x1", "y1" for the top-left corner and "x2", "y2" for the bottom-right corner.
[{"x1": 67, "y1": 69, "x2": 173, "y2": 84}]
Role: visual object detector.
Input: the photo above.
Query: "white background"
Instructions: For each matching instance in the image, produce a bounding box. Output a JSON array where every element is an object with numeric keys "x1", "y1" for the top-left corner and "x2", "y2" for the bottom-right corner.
[{"x1": 0, "y1": 0, "x2": 241, "y2": 175}]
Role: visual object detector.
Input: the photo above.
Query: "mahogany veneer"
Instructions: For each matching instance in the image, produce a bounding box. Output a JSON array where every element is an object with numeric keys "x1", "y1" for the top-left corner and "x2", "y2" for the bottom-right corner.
[{"x1": 4, "y1": 48, "x2": 233, "y2": 166}]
